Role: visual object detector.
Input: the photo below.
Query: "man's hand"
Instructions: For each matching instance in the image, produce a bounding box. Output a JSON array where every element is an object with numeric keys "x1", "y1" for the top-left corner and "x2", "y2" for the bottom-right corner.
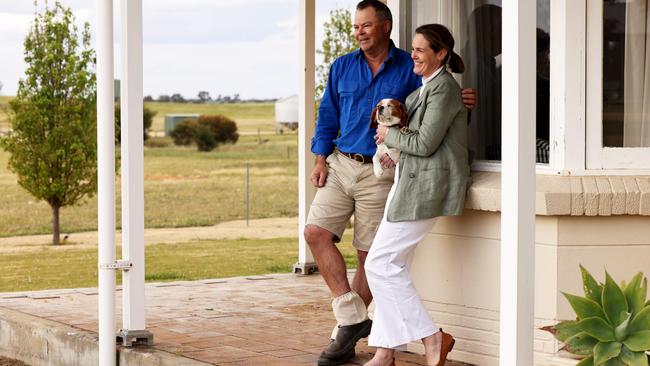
[
  {"x1": 461, "y1": 88, "x2": 477, "y2": 111},
  {"x1": 310, "y1": 156, "x2": 328, "y2": 188},
  {"x1": 380, "y1": 153, "x2": 396, "y2": 169}
]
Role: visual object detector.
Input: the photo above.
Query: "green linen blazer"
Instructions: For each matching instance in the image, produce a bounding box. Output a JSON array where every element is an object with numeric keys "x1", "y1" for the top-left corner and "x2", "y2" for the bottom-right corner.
[{"x1": 384, "y1": 69, "x2": 470, "y2": 222}]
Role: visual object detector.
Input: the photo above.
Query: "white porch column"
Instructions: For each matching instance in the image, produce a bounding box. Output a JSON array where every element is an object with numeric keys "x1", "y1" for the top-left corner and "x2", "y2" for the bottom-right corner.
[
  {"x1": 118, "y1": 0, "x2": 152, "y2": 345},
  {"x1": 550, "y1": 0, "x2": 586, "y2": 173},
  {"x1": 500, "y1": 0, "x2": 536, "y2": 365},
  {"x1": 294, "y1": 0, "x2": 318, "y2": 275},
  {"x1": 96, "y1": 0, "x2": 116, "y2": 365}
]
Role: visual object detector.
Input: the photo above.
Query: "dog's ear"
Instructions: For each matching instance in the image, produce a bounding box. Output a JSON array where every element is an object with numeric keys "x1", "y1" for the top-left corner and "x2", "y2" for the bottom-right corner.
[
  {"x1": 369, "y1": 105, "x2": 378, "y2": 129},
  {"x1": 398, "y1": 102, "x2": 408, "y2": 128}
]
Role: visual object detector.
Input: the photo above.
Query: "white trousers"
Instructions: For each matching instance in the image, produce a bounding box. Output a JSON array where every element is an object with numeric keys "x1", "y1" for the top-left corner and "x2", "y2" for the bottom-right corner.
[{"x1": 365, "y1": 171, "x2": 439, "y2": 349}]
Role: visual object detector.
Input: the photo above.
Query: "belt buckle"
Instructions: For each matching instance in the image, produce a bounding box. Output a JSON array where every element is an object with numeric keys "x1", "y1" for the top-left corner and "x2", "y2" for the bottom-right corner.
[{"x1": 353, "y1": 153, "x2": 365, "y2": 163}]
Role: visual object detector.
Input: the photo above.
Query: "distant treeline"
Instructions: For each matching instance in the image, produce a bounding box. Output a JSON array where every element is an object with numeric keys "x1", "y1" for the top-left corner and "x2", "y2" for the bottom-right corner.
[{"x1": 144, "y1": 92, "x2": 277, "y2": 104}]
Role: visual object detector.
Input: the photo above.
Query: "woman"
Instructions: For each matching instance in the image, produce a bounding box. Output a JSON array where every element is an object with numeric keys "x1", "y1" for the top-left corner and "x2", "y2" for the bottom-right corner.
[{"x1": 364, "y1": 24, "x2": 470, "y2": 366}]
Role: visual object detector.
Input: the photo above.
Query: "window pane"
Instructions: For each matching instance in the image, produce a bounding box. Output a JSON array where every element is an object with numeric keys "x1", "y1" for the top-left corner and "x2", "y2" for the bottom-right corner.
[
  {"x1": 410, "y1": 0, "x2": 551, "y2": 163},
  {"x1": 603, "y1": 0, "x2": 650, "y2": 147}
]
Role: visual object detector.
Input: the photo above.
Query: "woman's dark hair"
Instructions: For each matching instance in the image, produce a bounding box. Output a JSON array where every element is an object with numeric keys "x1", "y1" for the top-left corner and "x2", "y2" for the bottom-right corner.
[
  {"x1": 356, "y1": 0, "x2": 393, "y2": 24},
  {"x1": 415, "y1": 24, "x2": 465, "y2": 74}
]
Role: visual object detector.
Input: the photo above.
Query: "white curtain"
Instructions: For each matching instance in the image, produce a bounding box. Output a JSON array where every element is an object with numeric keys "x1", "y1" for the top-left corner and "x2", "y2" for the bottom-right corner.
[{"x1": 624, "y1": 0, "x2": 650, "y2": 147}]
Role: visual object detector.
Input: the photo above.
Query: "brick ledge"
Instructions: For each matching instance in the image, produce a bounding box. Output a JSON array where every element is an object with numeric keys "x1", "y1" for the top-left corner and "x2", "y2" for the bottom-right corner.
[{"x1": 465, "y1": 171, "x2": 650, "y2": 216}]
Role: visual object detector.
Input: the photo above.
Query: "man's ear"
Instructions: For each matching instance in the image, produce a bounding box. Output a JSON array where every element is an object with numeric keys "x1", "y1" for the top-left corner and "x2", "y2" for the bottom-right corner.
[
  {"x1": 369, "y1": 106, "x2": 379, "y2": 129},
  {"x1": 398, "y1": 103, "x2": 408, "y2": 128}
]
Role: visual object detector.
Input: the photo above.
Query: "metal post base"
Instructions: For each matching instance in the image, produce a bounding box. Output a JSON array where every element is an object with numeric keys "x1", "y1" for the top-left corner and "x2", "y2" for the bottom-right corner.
[
  {"x1": 293, "y1": 262, "x2": 318, "y2": 275},
  {"x1": 116, "y1": 329, "x2": 154, "y2": 347}
]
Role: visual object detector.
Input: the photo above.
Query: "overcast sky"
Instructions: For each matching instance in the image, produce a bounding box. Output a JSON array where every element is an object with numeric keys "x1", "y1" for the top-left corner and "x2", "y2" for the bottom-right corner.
[{"x1": 0, "y1": 0, "x2": 358, "y2": 100}]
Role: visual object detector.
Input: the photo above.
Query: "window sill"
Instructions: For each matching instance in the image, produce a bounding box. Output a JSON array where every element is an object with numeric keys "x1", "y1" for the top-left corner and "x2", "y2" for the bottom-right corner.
[{"x1": 466, "y1": 171, "x2": 650, "y2": 216}]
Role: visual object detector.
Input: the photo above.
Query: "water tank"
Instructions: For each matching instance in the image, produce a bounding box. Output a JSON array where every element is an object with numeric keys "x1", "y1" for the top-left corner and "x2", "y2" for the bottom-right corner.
[
  {"x1": 164, "y1": 114, "x2": 200, "y2": 136},
  {"x1": 275, "y1": 95, "x2": 299, "y2": 131}
]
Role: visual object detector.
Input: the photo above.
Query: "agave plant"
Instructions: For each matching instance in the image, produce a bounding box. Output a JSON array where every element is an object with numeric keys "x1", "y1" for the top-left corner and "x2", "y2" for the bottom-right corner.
[{"x1": 542, "y1": 265, "x2": 650, "y2": 366}]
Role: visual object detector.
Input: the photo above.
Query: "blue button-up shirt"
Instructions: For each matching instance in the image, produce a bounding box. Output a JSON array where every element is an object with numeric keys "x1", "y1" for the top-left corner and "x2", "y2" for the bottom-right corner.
[{"x1": 311, "y1": 41, "x2": 421, "y2": 157}]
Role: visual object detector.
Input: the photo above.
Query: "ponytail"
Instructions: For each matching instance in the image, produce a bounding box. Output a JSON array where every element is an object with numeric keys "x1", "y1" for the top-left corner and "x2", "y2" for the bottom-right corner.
[{"x1": 447, "y1": 51, "x2": 465, "y2": 74}]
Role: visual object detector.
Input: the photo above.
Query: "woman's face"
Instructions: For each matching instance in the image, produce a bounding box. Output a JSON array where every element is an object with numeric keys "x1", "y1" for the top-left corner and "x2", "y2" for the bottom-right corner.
[{"x1": 411, "y1": 33, "x2": 447, "y2": 77}]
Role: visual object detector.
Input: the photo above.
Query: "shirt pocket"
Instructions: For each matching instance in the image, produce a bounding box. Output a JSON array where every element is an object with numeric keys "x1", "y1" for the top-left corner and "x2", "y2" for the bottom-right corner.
[
  {"x1": 338, "y1": 81, "x2": 358, "y2": 96},
  {"x1": 381, "y1": 83, "x2": 410, "y2": 100}
]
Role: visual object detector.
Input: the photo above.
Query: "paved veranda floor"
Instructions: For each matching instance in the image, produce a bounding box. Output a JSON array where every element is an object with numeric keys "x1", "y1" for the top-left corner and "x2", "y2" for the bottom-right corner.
[{"x1": 0, "y1": 273, "x2": 468, "y2": 366}]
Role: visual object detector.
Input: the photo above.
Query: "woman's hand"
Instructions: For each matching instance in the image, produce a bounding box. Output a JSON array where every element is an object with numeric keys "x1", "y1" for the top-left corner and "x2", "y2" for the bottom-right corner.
[{"x1": 375, "y1": 124, "x2": 389, "y2": 145}]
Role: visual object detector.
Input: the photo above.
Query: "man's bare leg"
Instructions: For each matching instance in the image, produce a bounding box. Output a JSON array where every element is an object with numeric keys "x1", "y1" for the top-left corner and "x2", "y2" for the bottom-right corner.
[
  {"x1": 306, "y1": 225, "x2": 373, "y2": 366},
  {"x1": 352, "y1": 249, "x2": 372, "y2": 306},
  {"x1": 304, "y1": 225, "x2": 351, "y2": 297}
]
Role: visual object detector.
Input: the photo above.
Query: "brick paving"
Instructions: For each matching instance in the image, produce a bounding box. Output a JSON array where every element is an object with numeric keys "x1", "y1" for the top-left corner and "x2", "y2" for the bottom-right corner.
[{"x1": 0, "y1": 273, "x2": 466, "y2": 366}]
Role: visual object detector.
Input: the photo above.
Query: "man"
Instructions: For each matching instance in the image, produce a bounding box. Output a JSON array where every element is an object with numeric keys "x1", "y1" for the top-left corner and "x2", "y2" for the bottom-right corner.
[{"x1": 304, "y1": 2, "x2": 476, "y2": 365}]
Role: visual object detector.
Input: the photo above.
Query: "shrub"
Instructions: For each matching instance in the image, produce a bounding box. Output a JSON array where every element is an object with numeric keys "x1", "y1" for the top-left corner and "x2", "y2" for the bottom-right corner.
[
  {"x1": 170, "y1": 119, "x2": 199, "y2": 146},
  {"x1": 542, "y1": 265, "x2": 650, "y2": 366},
  {"x1": 195, "y1": 126, "x2": 217, "y2": 152},
  {"x1": 198, "y1": 115, "x2": 239, "y2": 144},
  {"x1": 114, "y1": 104, "x2": 155, "y2": 144},
  {"x1": 169, "y1": 115, "x2": 239, "y2": 151}
]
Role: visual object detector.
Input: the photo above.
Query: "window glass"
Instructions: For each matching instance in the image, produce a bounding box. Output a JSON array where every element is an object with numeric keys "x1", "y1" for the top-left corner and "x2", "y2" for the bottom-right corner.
[
  {"x1": 602, "y1": 0, "x2": 650, "y2": 147},
  {"x1": 410, "y1": 0, "x2": 551, "y2": 163}
]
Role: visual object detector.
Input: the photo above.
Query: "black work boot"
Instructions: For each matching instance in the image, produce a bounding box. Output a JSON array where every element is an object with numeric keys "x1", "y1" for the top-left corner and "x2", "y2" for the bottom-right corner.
[{"x1": 317, "y1": 319, "x2": 372, "y2": 366}]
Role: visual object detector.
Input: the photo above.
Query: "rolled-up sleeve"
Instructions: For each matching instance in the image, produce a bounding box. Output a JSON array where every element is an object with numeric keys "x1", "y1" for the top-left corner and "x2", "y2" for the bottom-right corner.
[{"x1": 311, "y1": 62, "x2": 341, "y2": 156}]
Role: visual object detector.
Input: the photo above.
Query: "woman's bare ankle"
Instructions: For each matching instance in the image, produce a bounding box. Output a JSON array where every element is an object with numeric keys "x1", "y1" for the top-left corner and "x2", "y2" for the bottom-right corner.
[
  {"x1": 364, "y1": 347, "x2": 395, "y2": 366},
  {"x1": 422, "y1": 331, "x2": 442, "y2": 365}
]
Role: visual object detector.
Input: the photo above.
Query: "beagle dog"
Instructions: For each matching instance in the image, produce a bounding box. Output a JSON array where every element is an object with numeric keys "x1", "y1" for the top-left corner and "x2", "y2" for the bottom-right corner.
[{"x1": 370, "y1": 98, "x2": 408, "y2": 177}]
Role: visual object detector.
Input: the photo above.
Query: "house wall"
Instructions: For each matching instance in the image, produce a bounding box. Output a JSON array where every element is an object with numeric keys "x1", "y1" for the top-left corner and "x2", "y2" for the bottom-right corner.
[{"x1": 407, "y1": 210, "x2": 650, "y2": 365}]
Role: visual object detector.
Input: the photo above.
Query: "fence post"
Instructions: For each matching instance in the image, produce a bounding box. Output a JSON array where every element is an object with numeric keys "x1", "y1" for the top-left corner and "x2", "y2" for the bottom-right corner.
[{"x1": 246, "y1": 163, "x2": 250, "y2": 227}]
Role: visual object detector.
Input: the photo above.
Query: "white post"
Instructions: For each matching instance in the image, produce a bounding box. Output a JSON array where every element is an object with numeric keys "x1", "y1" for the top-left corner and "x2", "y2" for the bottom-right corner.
[
  {"x1": 500, "y1": 0, "x2": 536, "y2": 365},
  {"x1": 294, "y1": 0, "x2": 318, "y2": 275},
  {"x1": 96, "y1": 0, "x2": 116, "y2": 364},
  {"x1": 549, "y1": 0, "x2": 586, "y2": 173},
  {"x1": 119, "y1": 0, "x2": 150, "y2": 342}
]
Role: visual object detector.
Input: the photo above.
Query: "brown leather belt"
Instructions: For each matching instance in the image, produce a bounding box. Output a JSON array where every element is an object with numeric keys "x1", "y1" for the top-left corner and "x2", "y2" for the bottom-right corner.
[{"x1": 339, "y1": 151, "x2": 373, "y2": 164}]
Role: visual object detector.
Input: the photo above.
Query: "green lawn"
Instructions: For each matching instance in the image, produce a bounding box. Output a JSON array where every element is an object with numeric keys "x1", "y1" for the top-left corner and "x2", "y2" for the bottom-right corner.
[
  {"x1": 0, "y1": 236, "x2": 357, "y2": 292},
  {"x1": 1, "y1": 99, "x2": 276, "y2": 134},
  {"x1": 145, "y1": 101, "x2": 276, "y2": 134},
  {"x1": 0, "y1": 134, "x2": 298, "y2": 237}
]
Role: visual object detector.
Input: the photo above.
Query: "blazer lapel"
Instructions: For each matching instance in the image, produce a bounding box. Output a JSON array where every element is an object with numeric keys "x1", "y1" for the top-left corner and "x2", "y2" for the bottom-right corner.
[{"x1": 406, "y1": 89, "x2": 423, "y2": 118}]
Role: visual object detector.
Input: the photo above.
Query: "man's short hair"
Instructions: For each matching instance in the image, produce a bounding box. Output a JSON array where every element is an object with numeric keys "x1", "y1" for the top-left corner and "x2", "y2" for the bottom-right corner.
[{"x1": 356, "y1": 0, "x2": 393, "y2": 24}]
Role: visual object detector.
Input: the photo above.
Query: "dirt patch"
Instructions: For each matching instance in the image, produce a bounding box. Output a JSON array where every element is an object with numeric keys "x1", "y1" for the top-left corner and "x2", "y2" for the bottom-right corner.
[
  {"x1": 0, "y1": 357, "x2": 29, "y2": 366},
  {"x1": 0, "y1": 217, "x2": 299, "y2": 254}
]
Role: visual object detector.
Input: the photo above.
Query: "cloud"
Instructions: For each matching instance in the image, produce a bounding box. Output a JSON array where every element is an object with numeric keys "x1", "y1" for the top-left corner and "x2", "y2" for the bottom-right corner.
[
  {"x1": 143, "y1": 39, "x2": 298, "y2": 100},
  {"x1": 0, "y1": 0, "x2": 361, "y2": 98},
  {"x1": 0, "y1": 13, "x2": 34, "y2": 43}
]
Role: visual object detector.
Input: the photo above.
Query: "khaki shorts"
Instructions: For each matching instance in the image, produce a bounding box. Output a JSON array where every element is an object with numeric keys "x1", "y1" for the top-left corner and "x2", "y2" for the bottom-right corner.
[{"x1": 306, "y1": 152, "x2": 394, "y2": 251}]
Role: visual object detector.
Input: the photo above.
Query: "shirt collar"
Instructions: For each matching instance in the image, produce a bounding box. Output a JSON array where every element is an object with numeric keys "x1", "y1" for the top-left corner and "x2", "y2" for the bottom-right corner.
[
  {"x1": 419, "y1": 66, "x2": 445, "y2": 97},
  {"x1": 422, "y1": 66, "x2": 445, "y2": 86},
  {"x1": 354, "y1": 40, "x2": 398, "y2": 64}
]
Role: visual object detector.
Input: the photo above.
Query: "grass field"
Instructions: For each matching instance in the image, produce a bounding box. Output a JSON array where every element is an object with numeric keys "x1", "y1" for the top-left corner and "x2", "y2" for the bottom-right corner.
[
  {"x1": 145, "y1": 101, "x2": 276, "y2": 134},
  {"x1": 0, "y1": 98, "x2": 276, "y2": 134},
  {"x1": 0, "y1": 133, "x2": 298, "y2": 237},
  {"x1": 0, "y1": 236, "x2": 357, "y2": 292}
]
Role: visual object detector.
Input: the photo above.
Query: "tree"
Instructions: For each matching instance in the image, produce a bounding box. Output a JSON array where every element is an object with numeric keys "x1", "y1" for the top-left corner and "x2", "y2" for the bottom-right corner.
[
  {"x1": 0, "y1": 2, "x2": 96, "y2": 245},
  {"x1": 158, "y1": 94, "x2": 171, "y2": 102},
  {"x1": 316, "y1": 8, "x2": 357, "y2": 99},
  {"x1": 143, "y1": 95, "x2": 153, "y2": 102},
  {"x1": 170, "y1": 93, "x2": 185, "y2": 103},
  {"x1": 197, "y1": 91, "x2": 211, "y2": 103},
  {"x1": 0, "y1": 80, "x2": 3, "y2": 93},
  {"x1": 114, "y1": 104, "x2": 156, "y2": 144}
]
